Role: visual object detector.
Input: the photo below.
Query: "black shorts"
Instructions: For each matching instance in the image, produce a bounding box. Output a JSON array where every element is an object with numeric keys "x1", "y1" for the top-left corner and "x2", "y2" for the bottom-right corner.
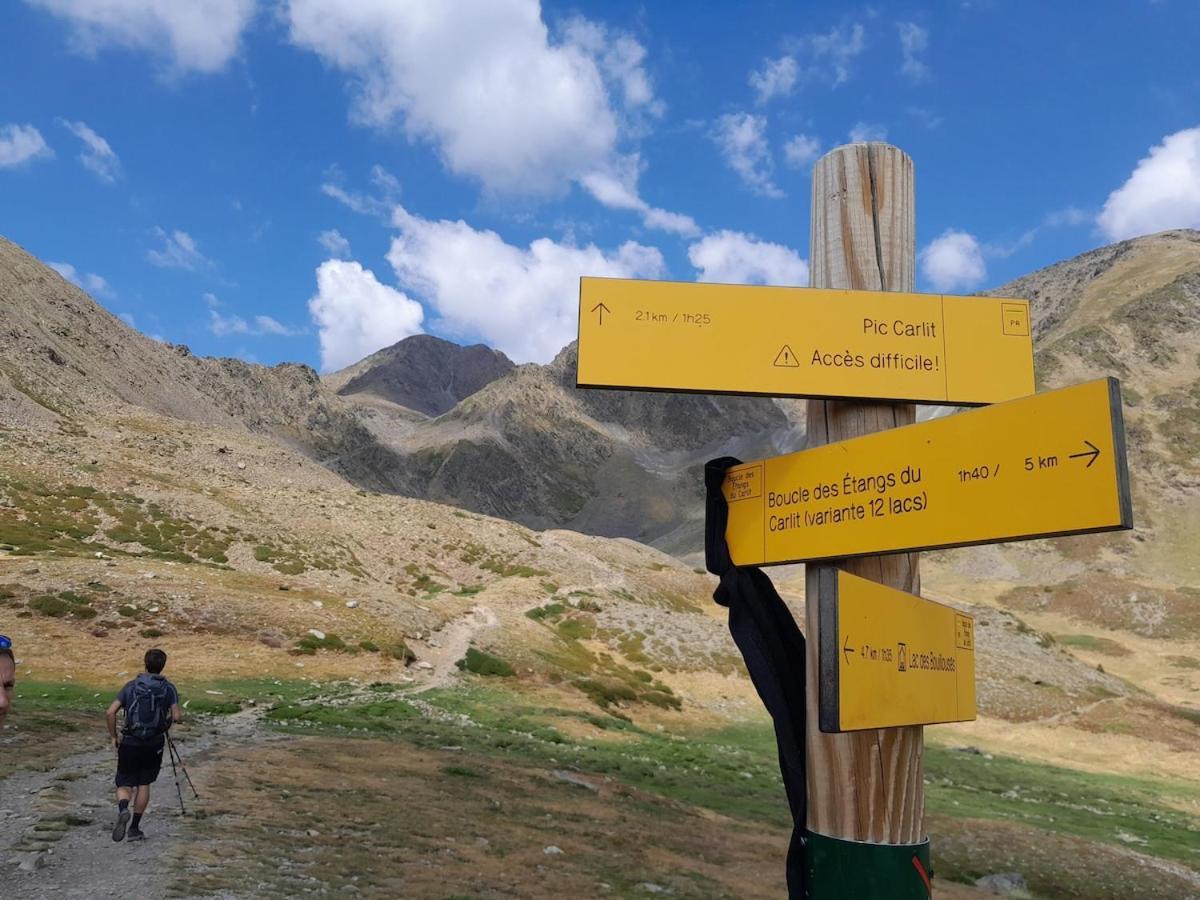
[{"x1": 115, "y1": 735, "x2": 165, "y2": 788}]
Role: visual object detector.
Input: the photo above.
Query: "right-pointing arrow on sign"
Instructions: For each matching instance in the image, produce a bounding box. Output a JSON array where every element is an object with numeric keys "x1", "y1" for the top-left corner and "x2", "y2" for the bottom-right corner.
[{"x1": 1069, "y1": 439, "x2": 1101, "y2": 468}]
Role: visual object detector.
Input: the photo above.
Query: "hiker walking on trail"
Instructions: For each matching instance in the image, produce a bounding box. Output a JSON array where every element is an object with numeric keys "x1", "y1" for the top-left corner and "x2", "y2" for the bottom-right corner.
[
  {"x1": 0, "y1": 634, "x2": 15, "y2": 727},
  {"x1": 106, "y1": 648, "x2": 182, "y2": 843}
]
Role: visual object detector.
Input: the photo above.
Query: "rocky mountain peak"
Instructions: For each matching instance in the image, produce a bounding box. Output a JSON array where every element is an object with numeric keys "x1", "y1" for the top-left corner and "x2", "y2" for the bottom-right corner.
[{"x1": 324, "y1": 333, "x2": 515, "y2": 417}]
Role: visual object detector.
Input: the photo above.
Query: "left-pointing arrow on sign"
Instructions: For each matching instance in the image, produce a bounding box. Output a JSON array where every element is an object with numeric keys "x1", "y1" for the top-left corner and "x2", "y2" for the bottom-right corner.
[
  {"x1": 843, "y1": 635, "x2": 854, "y2": 665},
  {"x1": 591, "y1": 302, "x2": 611, "y2": 325}
]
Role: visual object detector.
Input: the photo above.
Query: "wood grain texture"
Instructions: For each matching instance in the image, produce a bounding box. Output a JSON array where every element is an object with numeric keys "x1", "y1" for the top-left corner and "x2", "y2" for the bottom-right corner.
[{"x1": 806, "y1": 142, "x2": 924, "y2": 844}]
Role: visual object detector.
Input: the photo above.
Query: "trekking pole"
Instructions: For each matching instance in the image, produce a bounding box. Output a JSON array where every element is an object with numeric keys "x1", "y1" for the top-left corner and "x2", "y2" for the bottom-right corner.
[
  {"x1": 167, "y1": 736, "x2": 187, "y2": 815},
  {"x1": 167, "y1": 734, "x2": 200, "y2": 800}
]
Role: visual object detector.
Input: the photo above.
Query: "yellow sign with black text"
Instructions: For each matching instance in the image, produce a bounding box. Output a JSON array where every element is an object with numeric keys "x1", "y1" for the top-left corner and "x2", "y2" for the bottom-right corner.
[
  {"x1": 818, "y1": 568, "x2": 976, "y2": 732},
  {"x1": 576, "y1": 277, "x2": 1034, "y2": 405},
  {"x1": 722, "y1": 378, "x2": 1132, "y2": 565}
]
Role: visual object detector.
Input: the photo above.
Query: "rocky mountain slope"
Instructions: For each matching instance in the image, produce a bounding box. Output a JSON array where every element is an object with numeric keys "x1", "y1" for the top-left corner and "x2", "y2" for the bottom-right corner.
[
  {"x1": 2, "y1": 230, "x2": 1175, "y2": 718},
  {"x1": 325, "y1": 340, "x2": 803, "y2": 552},
  {"x1": 1, "y1": 235, "x2": 804, "y2": 553},
  {"x1": 918, "y1": 230, "x2": 1200, "y2": 656},
  {"x1": 323, "y1": 230, "x2": 1200, "y2": 560},
  {"x1": 326, "y1": 333, "x2": 514, "y2": 416},
  {"x1": 0, "y1": 236, "x2": 405, "y2": 487},
  {"x1": 0, "y1": 333, "x2": 1149, "y2": 739}
]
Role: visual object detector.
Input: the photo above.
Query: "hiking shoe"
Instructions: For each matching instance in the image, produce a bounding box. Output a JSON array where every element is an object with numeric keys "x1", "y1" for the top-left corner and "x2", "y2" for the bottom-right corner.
[
  {"x1": 112, "y1": 809, "x2": 130, "y2": 842},
  {"x1": 126, "y1": 827, "x2": 145, "y2": 842}
]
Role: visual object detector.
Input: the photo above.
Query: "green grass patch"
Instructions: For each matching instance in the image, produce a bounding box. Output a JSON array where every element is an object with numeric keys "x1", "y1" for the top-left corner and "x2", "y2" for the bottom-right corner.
[
  {"x1": 293, "y1": 633, "x2": 348, "y2": 654},
  {"x1": 441, "y1": 765, "x2": 486, "y2": 778},
  {"x1": 29, "y1": 594, "x2": 96, "y2": 618},
  {"x1": 264, "y1": 684, "x2": 787, "y2": 824},
  {"x1": 1057, "y1": 633, "x2": 1132, "y2": 656},
  {"x1": 185, "y1": 697, "x2": 242, "y2": 715},
  {"x1": 924, "y1": 745, "x2": 1200, "y2": 865},
  {"x1": 526, "y1": 602, "x2": 566, "y2": 621},
  {"x1": 480, "y1": 557, "x2": 548, "y2": 578},
  {"x1": 456, "y1": 647, "x2": 515, "y2": 677},
  {"x1": 254, "y1": 682, "x2": 1200, "y2": 872},
  {"x1": 267, "y1": 697, "x2": 421, "y2": 733},
  {"x1": 388, "y1": 641, "x2": 416, "y2": 664},
  {"x1": 556, "y1": 615, "x2": 596, "y2": 641}
]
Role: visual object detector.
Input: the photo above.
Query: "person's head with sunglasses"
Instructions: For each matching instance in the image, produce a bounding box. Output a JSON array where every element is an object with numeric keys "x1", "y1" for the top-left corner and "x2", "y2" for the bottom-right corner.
[{"x1": 0, "y1": 635, "x2": 14, "y2": 727}]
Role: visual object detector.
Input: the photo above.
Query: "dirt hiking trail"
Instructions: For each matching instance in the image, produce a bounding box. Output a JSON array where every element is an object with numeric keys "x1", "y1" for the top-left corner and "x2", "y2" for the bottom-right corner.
[{"x1": 1, "y1": 706, "x2": 277, "y2": 899}]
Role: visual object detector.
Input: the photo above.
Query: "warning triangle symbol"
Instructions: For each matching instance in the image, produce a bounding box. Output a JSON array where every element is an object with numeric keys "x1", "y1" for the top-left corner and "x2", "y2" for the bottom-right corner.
[{"x1": 773, "y1": 344, "x2": 800, "y2": 368}]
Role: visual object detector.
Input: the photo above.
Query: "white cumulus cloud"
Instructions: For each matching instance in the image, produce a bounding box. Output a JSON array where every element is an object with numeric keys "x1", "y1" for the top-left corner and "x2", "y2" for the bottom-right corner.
[
  {"x1": 919, "y1": 229, "x2": 986, "y2": 291},
  {"x1": 147, "y1": 228, "x2": 209, "y2": 270},
  {"x1": 849, "y1": 122, "x2": 888, "y2": 143},
  {"x1": 1097, "y1": 126, "x2": 1200, "y2": 241},
  {"x1": 208, "y1": 309, "x2": 303, "y2": 338},
  {"x1": 747, "y1": 23, "x2": 865, "y2": 105},
  {"x1": 795, "y1": 22, "x2": 865, "y2": 87},
  {"x1": 579, "y1": 158, "x2": 699, "y2": 236},
  {"x1": 784, "y1": 134, "x2": 821, "y2": 169},
  {"x1": 561, "y1": 17, "x2": 662, "y2": 117},
  {"x1": 0, "y1": 123, "x2": 52, "y2": 167},
  {"x1": 385, "y1": 205, "x2": 663, "y2": 364},
  {"x1": 48, "y1": 261, "x2": 115, "y2": 298},
  {"x1": 897, "y1": 22, "x2": 930, "y2": 82},
  {"x1": 308, "y1": 260, "x2": 425, "y2": 372},
  {"x1": 287, "y1": 1, "x2": 691, "y2": 231},
  {"x1": 287, "y1": 1, "x2": 623, "y2": 196},
  {"x1": 688, "y1": 231, "x2": 808, "y2": 286},
  {"x1": 321, "y1": 165, "x2": 401, "y2": 220},
  {"x1": 26, "y1": 0, "x2": 257, "y2": 73},
  {"x1": 317, "y1": 229, "x2": 352, "y2": 258},
  {"x1": 750, "y1": 56, "x2": 799, "y2": 104},
  {"x1": 714, "y1": 113, "x2": 782, "y2": 198},
  {"x1": 206, "y1": 291, "x2": 304, "y2": 338},
  {"x1": 60, "y1": 119, "x2": 121, "y2": 182}
]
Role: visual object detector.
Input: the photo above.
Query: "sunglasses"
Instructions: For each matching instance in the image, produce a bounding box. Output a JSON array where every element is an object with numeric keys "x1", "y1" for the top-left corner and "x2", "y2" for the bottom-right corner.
[{"x1": 0, "y1": 635, "x2": 11, "y2": 650}]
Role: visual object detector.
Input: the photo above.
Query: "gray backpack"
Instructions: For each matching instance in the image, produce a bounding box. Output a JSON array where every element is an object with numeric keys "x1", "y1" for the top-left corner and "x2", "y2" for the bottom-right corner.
[{"x1": 124, "y1": 675, "x2": 171, "y2": 739}]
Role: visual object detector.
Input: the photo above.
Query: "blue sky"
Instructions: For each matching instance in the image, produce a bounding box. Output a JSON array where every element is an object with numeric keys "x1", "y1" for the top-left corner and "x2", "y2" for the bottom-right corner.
[{"x1": 1, "y1": 1, "x2": 1198, "y2": 370}]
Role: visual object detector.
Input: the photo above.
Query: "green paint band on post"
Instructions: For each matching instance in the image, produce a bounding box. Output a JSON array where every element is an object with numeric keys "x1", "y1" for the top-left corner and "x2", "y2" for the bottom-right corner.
[{"x1": 804, "y1": 831, "x2": 932, "y2": 898}]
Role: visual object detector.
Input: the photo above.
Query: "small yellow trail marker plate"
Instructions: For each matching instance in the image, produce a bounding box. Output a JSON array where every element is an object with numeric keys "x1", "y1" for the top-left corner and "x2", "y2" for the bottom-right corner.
[
  {"x1": 722, "y1": 378, "x2": 1132, "y2": 565},
  {"x1": 817, "y1": 568, "x2": 976, "y2": 732},
  {"x1": 576, "y1": 277, "x2": 1034, "y2": 405}
]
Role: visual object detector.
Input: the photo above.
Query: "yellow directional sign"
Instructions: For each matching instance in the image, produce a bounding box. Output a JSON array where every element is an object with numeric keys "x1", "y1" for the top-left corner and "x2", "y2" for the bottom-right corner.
[
  {"x1": 576, "y1": 276, "x2": 1034, "y2": 406},
  {"x1": 817, "y1": 568, "x2": 976, "y2": 732},
  {"x1": 722, "y1": 378, "x2": 1133, "y2": 565}
]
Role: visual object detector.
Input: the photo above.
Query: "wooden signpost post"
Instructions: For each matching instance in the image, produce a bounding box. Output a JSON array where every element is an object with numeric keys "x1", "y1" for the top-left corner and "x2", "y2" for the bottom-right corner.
[{"x1": 575, "y1": 141, "x2": 1132, "y2": 897}]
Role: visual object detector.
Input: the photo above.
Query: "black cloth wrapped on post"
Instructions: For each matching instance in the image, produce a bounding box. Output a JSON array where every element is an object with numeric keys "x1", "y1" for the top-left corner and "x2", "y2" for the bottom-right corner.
[{"x1": 705, "y1": 457, "x2": 808, "y2": 898}]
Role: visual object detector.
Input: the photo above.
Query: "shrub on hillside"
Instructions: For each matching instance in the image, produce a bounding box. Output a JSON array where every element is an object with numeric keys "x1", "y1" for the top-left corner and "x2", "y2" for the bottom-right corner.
[{"x1": 456, "y1": 647, "x2": 515, "y2": 677}]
